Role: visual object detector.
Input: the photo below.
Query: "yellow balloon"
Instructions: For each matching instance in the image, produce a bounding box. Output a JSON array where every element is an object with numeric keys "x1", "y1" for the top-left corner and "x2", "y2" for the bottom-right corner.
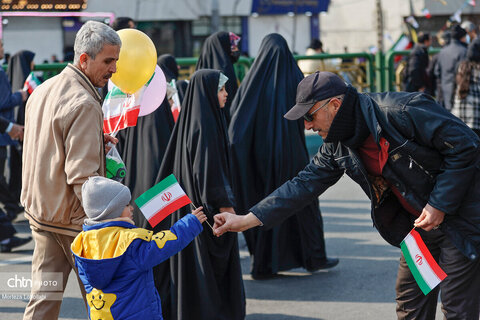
[{"x1": 111, "y1": 29, "x2": 157, "y2": 94}]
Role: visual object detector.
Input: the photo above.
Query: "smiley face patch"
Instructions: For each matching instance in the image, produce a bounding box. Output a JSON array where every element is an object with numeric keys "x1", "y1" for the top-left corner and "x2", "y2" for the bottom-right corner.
[
  {"x1": 152, "y1": 230, "x2": 178, "y2": 249},
  {"x1": 87, "y1": 288, "x2": 117, "y2": 320}
]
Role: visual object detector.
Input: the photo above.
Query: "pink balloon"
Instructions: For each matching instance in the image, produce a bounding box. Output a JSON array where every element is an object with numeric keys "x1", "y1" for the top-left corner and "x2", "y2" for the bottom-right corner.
[{"x1": 138, "y1": 65, "x2": 167, "y2": 117}]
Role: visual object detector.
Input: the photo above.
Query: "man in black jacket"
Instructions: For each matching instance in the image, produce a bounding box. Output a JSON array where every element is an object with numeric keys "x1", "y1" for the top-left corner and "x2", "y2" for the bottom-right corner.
[
  {"x1": 214, "y1": 72, "x2": 480, "y2": 319},
  {"x1": 404, "y1": 32, "x2": 432, "y2": 94}
]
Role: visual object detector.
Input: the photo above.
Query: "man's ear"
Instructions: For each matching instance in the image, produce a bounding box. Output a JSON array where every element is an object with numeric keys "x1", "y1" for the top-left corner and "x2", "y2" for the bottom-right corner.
[
  {"x1": 333, "y1": 97, "x2": 342, "y2": 112},
  {"x1": 79, "y1": 53, "x2": 89, "y2": 69}
]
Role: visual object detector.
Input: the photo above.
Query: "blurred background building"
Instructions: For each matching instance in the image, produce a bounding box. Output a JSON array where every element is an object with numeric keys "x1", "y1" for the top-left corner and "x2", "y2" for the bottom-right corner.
[
  {"x1": 0, "y1": 0, "x2": 329, "y2": 63},
  {"x1": 322, "y1": 0, "x2": 480, "y2": 54},
  {"x1": 1, "y1": 0, "x2": 480, "y2": 64}
]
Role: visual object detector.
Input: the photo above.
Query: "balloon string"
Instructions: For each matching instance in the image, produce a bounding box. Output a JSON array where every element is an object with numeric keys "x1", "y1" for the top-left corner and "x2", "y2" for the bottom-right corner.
[{"x1": 109, "y1": 94, "x2": 130, "y2": 139}]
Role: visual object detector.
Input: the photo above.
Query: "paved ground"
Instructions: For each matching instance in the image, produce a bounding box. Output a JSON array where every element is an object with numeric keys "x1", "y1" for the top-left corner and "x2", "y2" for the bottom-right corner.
[{"x1": 0, "y1": 175, "x2": 443, "y2": 319}]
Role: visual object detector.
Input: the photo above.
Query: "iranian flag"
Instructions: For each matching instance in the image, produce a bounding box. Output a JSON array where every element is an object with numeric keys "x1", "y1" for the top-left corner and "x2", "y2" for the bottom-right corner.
[
  {"x1": 401, "y1": 229, "x2": 447, "y2": 295},
  {"x1": 23, "y1": 72, "x2": 42, "y2": 94},
  {"x1": 102, "y1": 85, "x2": 142, "y2": 134},
  {"x1": 421, "y1": 8, "x2": 432, "y2": 19},
  {"x1": 135, "y1": 174, "x2": 192, "y2": 227},
  {"x1": 170, "y1": 80, "x2": 181, "y2": 122}
]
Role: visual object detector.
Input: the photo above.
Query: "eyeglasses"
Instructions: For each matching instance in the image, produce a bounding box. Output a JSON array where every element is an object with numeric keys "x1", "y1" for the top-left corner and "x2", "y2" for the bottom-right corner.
[{"x1": 303, "y1": 98, "x2": 334, "y2": 122}]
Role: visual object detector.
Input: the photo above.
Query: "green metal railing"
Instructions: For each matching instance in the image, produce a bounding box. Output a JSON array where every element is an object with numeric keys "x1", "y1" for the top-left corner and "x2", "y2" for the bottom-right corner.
[
  {"x1": 34, "y1": 62, "x2": 68, "y2": 79},
  {"x1": 295, "y1": 53, "x2": 376, "y2": 92},
  {"x1": 384, "y1": 48, "x2": 440, "y2": 92},
  {"x1": 176, "y1": 56, "x2": 254, "y2": 82},
  {"x1": 1, "y1": 62, "x2": 68, "y2": 77},
  {"x1": 4, "y1": 50, "x2": 438, "y2": 94}
]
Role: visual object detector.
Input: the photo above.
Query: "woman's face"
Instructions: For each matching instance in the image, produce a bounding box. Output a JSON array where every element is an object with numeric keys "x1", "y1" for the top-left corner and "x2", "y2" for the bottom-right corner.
[{"x1": 218, "y1": 85, "x2": 228, "y2": 108}]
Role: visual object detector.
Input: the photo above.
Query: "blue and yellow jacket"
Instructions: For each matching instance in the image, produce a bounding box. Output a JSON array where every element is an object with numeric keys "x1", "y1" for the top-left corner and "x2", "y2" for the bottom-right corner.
[{"x1": 71, "y1": 214, "x2": 202, "y2": 320}]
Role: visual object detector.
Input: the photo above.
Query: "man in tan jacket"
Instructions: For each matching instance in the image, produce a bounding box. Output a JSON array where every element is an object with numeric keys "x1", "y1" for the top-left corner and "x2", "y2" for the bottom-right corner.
[{"x1": 21, "y1": 21, "x2": 121, "y2": 320}]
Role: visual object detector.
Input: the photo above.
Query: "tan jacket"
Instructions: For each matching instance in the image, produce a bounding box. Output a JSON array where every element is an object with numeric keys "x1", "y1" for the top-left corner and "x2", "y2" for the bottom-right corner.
[{"x1": 21, "y1": 64, "x2": 105, "y2": 236}]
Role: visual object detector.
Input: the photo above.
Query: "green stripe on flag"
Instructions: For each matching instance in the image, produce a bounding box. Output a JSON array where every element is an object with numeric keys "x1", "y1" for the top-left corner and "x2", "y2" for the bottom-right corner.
[
  {"x1": 106, "y1": 87, "x2": 127, "y2": 99},
  {"x1": 401, "y1": 242, "x2": 431, "y2": 295},
  {"x1": 135, "y1": 174, "x2": 178, "y2": 208}
]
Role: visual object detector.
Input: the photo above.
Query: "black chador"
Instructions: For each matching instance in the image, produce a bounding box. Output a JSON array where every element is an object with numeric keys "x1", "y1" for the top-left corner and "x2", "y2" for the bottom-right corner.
[
  {"x1": 156, "y1": 69, "x2": 245, "y2": 320},
  {"x1": 196, "y1": 32, "x2": 238, "y2": 123},
  {"x1": 228, "y1": 33, "x2": 329, "y2": 278},
  {"x1": 157, "y1": 54, "x2": 188, "y2": 103}
]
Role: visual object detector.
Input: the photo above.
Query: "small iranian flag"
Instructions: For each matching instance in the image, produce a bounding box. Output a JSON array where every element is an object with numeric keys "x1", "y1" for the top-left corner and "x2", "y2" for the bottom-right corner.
[
  {"x1": 401, "y1": 229, "x2": 447, "y2": 295},
  {"x1": 135, "y1": 174, "x2": 192, "y2": 227},
  {"x1": 421, "y1": 8, "x2": 432, "y2": 19},
  {"x1": 102, "y1": 86, "x2": 142, "y2": 134},
  {"x1": 23, "y1": 72, "x2": 42, "y2": 94},
  {"x1": 170, "y1": 80, "x2": 181, "y2": 122}
]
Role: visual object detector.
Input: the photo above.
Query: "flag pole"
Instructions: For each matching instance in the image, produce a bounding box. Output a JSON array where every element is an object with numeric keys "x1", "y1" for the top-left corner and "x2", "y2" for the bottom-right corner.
[{"x1": 191, "y1": 203, "x2": 214, "y2": 231}]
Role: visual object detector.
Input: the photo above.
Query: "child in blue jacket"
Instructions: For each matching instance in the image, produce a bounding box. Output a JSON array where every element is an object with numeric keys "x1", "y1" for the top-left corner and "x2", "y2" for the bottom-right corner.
[{"x1": 71, "y1": 176, "x2": 206, "y2": 320}]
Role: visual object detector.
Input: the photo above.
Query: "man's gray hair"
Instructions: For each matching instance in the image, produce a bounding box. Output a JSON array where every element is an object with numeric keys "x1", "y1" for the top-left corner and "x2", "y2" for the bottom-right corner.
[{"x1": 73, "y1": 20, "x2": 121, "y2": 65}]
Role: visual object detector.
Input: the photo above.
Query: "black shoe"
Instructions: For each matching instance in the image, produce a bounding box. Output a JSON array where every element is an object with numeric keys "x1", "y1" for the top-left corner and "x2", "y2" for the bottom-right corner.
[
  {"x1": 0, "y1": 236, "x2": 32, "y2": 253},
  {"x1": 251, "y1": 272, "x2": 280, "y2": 280},
  {"x1": 307, "y1": 257, "x2": 339, "y2": 272}
]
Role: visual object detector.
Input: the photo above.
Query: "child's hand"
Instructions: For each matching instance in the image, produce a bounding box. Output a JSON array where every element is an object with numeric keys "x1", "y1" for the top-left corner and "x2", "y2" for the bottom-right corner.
[{"x1": 192, "y1": 206, "x2": 207, "y2": 224}]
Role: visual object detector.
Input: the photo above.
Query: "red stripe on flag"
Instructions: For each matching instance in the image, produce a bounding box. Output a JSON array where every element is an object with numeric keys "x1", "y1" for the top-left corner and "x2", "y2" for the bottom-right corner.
[
  {"x1": 147, "y1": 195, "x2": 191, "y2": 227},
  {"x1": 27, "y1": 83, "x2": 35, "y2": 94},
  {"x1": 103, "y1": 106, "x2": 140, "y2": 134},
  {"x1": 171, "y1": 108, "x2": 179, "y2": 122},
  {"x1": 410, "y1": 229, "x2": 447, "y2": 280}
]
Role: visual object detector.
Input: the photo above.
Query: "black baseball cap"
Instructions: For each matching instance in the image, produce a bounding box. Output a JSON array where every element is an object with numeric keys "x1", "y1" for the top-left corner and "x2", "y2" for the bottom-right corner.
[{"x1": 284, "y1": 71, "x2": 347, "y2": 120}]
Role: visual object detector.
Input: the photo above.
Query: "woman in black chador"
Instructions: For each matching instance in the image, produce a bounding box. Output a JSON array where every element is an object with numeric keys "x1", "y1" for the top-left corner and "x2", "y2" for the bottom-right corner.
[
  {"x1": 196, "y1": 31, "x2": 240, "y2": 123},
  {"x1": 116, "y1": 76, "x2": 175, "y2": 228},
  {"x1": 156, "y1": 69, "x2": 245, "y2": 320},
  {"x1": 157, "y1": 54, "x2": 188, "y2": 103},
  {"x1": 228, "y1": 33, "x2": 337, "y2": 279}
]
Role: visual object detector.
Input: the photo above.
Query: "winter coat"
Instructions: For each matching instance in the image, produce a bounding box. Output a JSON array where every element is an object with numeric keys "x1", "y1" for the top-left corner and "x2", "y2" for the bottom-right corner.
[
  {"x1": 71, "y1": 214, "x2": 202, "y2": 320},
  {"x1": 21, "y1": 64, "x2": 105, "y2": 236},
  {"x1": 434, "y1": 40, "x2": 468, "y2": 110},
  {"x1": 251, "y1": 91, "x2": 480, "y2": 261},
  {"x1": 451, "y1": 38, "x2": 480, "y2": 130},
  {"x1": 0, "y1": 116, "x2": 9, "y2": 133}
]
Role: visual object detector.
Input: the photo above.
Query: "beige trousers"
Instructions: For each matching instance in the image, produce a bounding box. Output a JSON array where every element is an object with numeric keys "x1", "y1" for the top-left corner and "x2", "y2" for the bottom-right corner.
[{"x1": 23, "y1": 226, "x2": 88, "y2": 320}]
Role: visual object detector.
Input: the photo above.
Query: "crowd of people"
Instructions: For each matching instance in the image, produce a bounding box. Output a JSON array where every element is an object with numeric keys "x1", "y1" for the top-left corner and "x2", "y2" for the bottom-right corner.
[
  {"x1": 403, "y1": 22, "x2": 480, "y2": 138},
  {"x1": 0, "y1": 16, "x2": 479, "y2": 320}
]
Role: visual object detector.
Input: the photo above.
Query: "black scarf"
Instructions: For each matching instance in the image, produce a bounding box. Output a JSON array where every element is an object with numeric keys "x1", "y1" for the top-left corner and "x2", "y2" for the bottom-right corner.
[
  {"x1": 324, "y1": 85, "x2": 370, "y2": 149},
  {"x1": 157, "y1": 54, "x2": 179, "y2": 82},
  {"x1": 195, "y1": 31, "x2": 238, "y2": 123}
]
